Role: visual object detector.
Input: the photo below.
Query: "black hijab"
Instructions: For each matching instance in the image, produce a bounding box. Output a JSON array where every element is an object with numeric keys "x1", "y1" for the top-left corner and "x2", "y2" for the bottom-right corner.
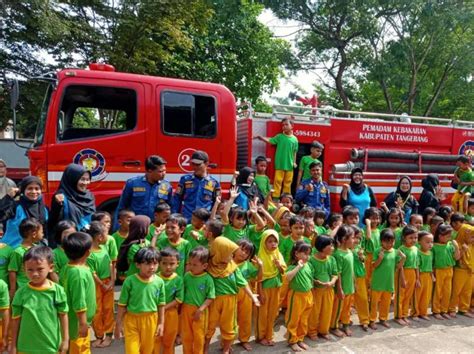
[
  {"x1": 421, "y1": 174, "x2": 439, "y2": 193},
  {"x1": 236, "y1": 167, "x2": 263, "y2": 202},
  {"x1": 349, "y1": 167, "x2": 366, "y2": 195},
  {"x1": 19, "y1": 176, "x2": 47, "y2": 223},
  {"x1": 57, "y1": 164, "x2": 95, "y2": 225},
  {"x1": 396, "y1": 176, "x2": 412, "y2": 201}
]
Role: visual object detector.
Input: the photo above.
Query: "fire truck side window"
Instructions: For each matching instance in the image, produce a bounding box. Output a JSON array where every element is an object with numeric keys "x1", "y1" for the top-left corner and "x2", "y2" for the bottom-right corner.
[
  {"x1": 162, "y1": 91, "x2": 216, "y2": 137},
  {"x1": 58, "y1": 85, "x2": 137, "y2": 141}
]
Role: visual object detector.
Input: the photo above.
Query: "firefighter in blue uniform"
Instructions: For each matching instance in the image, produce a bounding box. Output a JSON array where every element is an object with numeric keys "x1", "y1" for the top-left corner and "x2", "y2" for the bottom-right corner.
[
  {"x1": 172, "y1": 150, "x2": 221, "y2": 221},
  {"x1": 114, "y1": 155, "x2": 172, "y2": 228},
  {"x1": 295, "y1": 161, "x2": 330, "y2": 218}
]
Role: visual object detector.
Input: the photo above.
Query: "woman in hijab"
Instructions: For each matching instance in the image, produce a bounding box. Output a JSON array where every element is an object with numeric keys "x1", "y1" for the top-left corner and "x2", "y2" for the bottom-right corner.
[
  {"x1": 49, "y1": 163, "x2": 96, "y2": 233},
  {"x1": 418, "y1": 174, "x2": 442, "y2": 214},
  {"x1": 383, "y1": 176, "x2": 419, "y2": 223},
  {"x1": 233, "y1": 167, "x2": 264, "y2": 210},
  {"x1": 0, "y1": 176, "x2": 48, "y2": 247},
  {"x1": 340, "y1": 167, "x2": 377, "y2": 225}
]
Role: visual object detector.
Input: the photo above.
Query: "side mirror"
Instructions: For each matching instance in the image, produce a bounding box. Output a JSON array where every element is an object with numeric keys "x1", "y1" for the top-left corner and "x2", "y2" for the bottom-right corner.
[{"x1": 10, "y1": 79, "x2": 19, "y2": 110}]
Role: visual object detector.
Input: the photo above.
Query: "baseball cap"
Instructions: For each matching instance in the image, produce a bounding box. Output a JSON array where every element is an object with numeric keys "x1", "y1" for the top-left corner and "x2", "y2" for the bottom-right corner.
[{"x1": 191, "y1": 150, "x2": 209, "y2": 164}]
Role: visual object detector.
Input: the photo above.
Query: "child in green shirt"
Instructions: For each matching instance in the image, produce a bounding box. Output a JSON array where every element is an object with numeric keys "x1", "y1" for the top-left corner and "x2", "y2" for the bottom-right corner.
[
  {"x1": 351, "y1": 225, "x2": 370, "y2": 330},
  {"x1": 11, "y1": 246, "x2": 68, "y2": 354},
  {"x1": 314, "y1": 208, "x2": 329, "y2": 237},
  {"x1": 452, "y1": 155, "x2": 474, "y2": 213},
  {"x1": 51, "y1": 220, "x2": 76, "y2": 283},
  {"x1": 414, "y1": 231, "x2": 435, "y2": 320},
  {"x1": 111, "y1": 209, "x2": 135, "y2": 252},
  {"x1": 254, "y1": 156, "x2": 271, "y2": 198},
  {"x1": 296, "y1": 140, "x2": 324, "y2": 187},
  {"x1": 0, "y1": 242, "x2": 13, "y2": 285},
  {"x1": 0, "y1": 279, "x2": 9, "y2": 352},
  {"x1": 183, "y1": 208, "x2": 210, "y2": 250},
  {"x1": 146, "y1": 202, "x2": 170, "y2": 241}
]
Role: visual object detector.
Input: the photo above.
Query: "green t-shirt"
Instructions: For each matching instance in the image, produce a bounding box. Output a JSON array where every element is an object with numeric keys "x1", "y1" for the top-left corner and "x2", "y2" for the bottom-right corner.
[
  {"x1": 118, "y1": 274, "x2": 166, "y2": 313},
  {"x1": 157, "y1": 238, "x2": 191, "y2": 277},
  {"x1": 432, "y1": 242, "x2": 456, "y2": 269},
  {"x1": 418, "y1": 251, "x2": 433, "y2": 273},
  {"x1": 212, "y1": 268, "x2": 247, "y2": 296},
  {"x1": 299, "y1": 155, "x2": 322, "y2": 181},
  {"x1": 53, "y1": 247, "x2": 69, "y2": 278},
  {"x1": 183, "y1": 272, "x2": 215, "y2": 307},
  {"x1": 309, "y1": 255, "x2": 338, "y2": 289},
  {"x1": 248, "y1": 225, "x2": 265, "y2": 253},
  {"x1": 371, "y1": 248, "x2": 397, "y2": 292},
  {"x1": 314, "y1": 225, "x2": 328, "y2": 236},
  {"x1": 393, "y1": 228, "x2": 403, "y2": 249},
  {"x1": 8, "y1": 244, "x2": 32, "y2": 288},
  {"x1": 146, "y1": 225, "x2": 166, "y2": 242},
  {"x1": 269, "y1": 133, "x2": 299, "y2": 171},
  {"x1": 287, "y1": 263, "x2": 313, "y2": 292},
  {"x1": 12, "y1": 281, "x2": 68, "y2": 353},
  {"x1": 262, "y1": 274, "x2": 283, "y2": 289},
  {"x1": 0, "y1": 243, "x2": 13, "y2": 284},
  {"x1": 112, "y1": 231, "x2": 128, "y2": 252},
  {"x1": 421, "y1": 224, "x2": 430, "y2": 232},
  {"x1": 363, "y1": 228, "x2": 380, "y2": 255},
  {"x1": 280, "y1": 236, "x2": 311, "y2": 265},
  {"x1": 352, "y1": 246, "x2": 366, "y2": 278},
  {"x1": 222, "y1": 224, "x2": 247, "y2": 244},
  {"x1": 398, "y1": 245, "x2": 418, "y2": 269},
  {"x1": 60, "y1": 264, "x2": 96, "y2": 340},
  {"x1": 455, "y1": 167, "x2": 474, "y2": 193},
  {"x1": 159, "y1": 273, "x2": 183, "y2": 305},
  {"x1": 254, "y1": 174, "x2": 271, "y2": 197},
  {"x1": 105, "y1": 235, "x2": 118, "y2": 261},
  {"x1": 182, "y1": 224, "x2": 207, "y2": 250},
  {"x1": 87, "y1": 246, "x2": 112, "y2": 280},
  {"x1": 126, "y1": 240, "x2": 150, "y2": 277},
  {"x1": 333, "y1": 249, "x2": 355, "y2": 295},
  {"x1": 0, "y1": 279, "x2": 9, "y2": 310},
  {"x1": 238, "y1": 261, "x2": 258, "y2": 281}
]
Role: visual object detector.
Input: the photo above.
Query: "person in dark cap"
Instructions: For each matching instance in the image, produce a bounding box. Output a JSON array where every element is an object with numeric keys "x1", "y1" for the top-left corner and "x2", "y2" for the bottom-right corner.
[{"x1": 172, "y1": 150, "x2": 221, "y2": 221}]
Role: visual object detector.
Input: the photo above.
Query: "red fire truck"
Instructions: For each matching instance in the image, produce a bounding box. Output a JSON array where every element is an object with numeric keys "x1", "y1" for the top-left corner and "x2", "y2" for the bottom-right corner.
[{"x1": 9, "y1": 64, "x2": 474, "y2": 213}]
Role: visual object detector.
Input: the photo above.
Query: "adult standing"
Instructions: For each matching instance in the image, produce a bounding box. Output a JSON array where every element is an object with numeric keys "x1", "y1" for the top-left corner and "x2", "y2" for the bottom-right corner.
[
  {"x1": 295, "y1": 162, "x2": 330, "y2": 218},
  {"x1": 233, "y1": 167, "x2": 264, "y2": 210},
  {"x1": 418, "y1": 174, "x2": 442, "y2": 214},
  {"x1": 340, "y1": 167, "x2": 377, "y2": 225},
  {"x1": 115, "y1": 155, "x2": 172, "y2": 228},
  {"x1": 383, "y1": 176, "x2": 419, "y2": 223},
  {"x1": 0, "y1": 159, "x2": 17, "y2": 200},
  {"x1": 172, "y1": 150, "x2": 220, "y2": 221}
]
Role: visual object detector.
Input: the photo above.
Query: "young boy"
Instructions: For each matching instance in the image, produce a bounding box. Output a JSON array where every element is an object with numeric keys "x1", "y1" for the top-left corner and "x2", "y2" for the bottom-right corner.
[
  {"x1": 203, "y1": 219, "x2": 224, "y2": 247},
  {"x1": 61, "y1": 232, "x2": 97, "y2": 353},
  {"x1": 254, "y1": 156, "x2": 271, "y2": 198},
  {"x1": 296, "y1": 140, "x2": 324, "y2": 187},
  {"x1": 182, "y1": 247, "x2": 215, "y2": 354},
  {"x1": 452, "y1": 155, "x2": 474, "y2": 214},
  {"x1": 8, "y1": 218, "x2": 43, "y2": 298},
  {"x1": 11, "y1": 246, "x2": 69, "y2": 354},
  {"x1": 147, "y1": 202, "x2": 171, "y2": 241},
  {"x1": 111, "y1": 209, "x2": 135, "y2": 251},
  {"x1": 183, "y1": 208, "x2": 211, "y2": 250},
  {"x1": 87, "y1": 222, "x2": 115, "y2": 348},
  {"x1": 254, "y1": 118, "x2": 299, "y2": 199}
]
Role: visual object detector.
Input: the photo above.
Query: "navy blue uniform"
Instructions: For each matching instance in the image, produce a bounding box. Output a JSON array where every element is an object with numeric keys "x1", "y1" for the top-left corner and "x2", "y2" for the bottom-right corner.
[{"x1": 295, "y1": 178, "x2": 331, "y2": 218}]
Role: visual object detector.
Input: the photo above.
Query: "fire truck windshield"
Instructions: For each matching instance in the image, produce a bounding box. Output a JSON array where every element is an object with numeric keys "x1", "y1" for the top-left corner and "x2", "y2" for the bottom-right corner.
[{"x1": 34, "y1": 83, "x2": 53, "y2": 146}]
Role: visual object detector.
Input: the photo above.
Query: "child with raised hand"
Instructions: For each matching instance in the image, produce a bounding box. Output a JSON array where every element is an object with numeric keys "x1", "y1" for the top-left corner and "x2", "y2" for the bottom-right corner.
[
  {"x1": 222, "y1": 186, "x2": 250, "y2": 243},
  {"x1": 257, "y1": 230, "x2": 286, "y2": 347},
  {"x1": 112, "y1": 209, "x2": 135, "y2": 252},
  {"x1": 394, "y1": 226, "x2": 419, "y2": 326},
  {"x1": 181, "y1": 247, "x2": 215, "y2": 354},
  {"x1": 183, "y1": 208, "x2": 210, "y2": 250},
  {"x1": 233, "y1": 239, "x2": 262, "y2": 351},
  {"x1": 307, "y1": 236, "x2": 338, "y2": 341},
  {"x1": 285, "y1": 241, "x2": 313, "y2": 352},
  {"x1": 330, "y1": 225, "x2": 356, "y2": 337},
  {"x1": 51, "y1": 220, "x2": 76, "y2": 283},
  {"x1": 205, "y1": 237, "x2": 260, "y2": 354},
  {"x1": 61, "y1": 232, "x2": 96, "y2": 353},
  {"x1": 248, "y1": 204, "x2": 275, "y2": 253},
  {"x1": 115, "y1": 247, "x2": 165, "y2": 354},
  {"x1": 86, "y1": 221, "x2": 115, "y2": 348},
  {"x1": 432, "y1": 224, "x2": 461, "y2": 319},
  {"x1": 8, "y1": 218, "x2": 44, "y2": 298},
  {"x1": 147, "y1": 202, "x2": 171, "y2": 241},
  {"x1": 413, "y1": 231, "x2": 435, "y2": 320},
  {"x1": 155, "y1": 248, "x2": 183, "y2": 354},
  {"x1": 362, "y1": 208, "x2": 382, "y2": 288},
  {"x1": 11, "y1": 246, "x2": 68, "y2": 354},
  {"x1": 351, "y1": 225, "x2": 370, "y2": 331},
  {"x1": 369, "y1": 229, "x2": 406, "y2": 330}
]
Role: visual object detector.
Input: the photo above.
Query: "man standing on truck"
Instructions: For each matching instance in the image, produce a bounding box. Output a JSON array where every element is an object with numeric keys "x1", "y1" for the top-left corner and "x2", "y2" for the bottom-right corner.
[
  {"x1": 172, "y1": 150, "x2": 221, "y2": 222},
  {"x1": 114, "y1": 155, "x2": 172, "y2": 228},
  {"x1": 295, "y1": 162, "x2": 330, "y2": 218}
]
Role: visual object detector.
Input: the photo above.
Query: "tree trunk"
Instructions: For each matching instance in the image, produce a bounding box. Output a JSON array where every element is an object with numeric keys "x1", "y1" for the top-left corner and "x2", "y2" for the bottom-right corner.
[
  {"x1": 424, "y1": 61, "x2": 453, "y2": 117},
  {"x1": 380, "y1": 78, "x2": 393, "y2": 113},
  {"x1": 336, "y1": 48, "x2": 350, "y2": 110}
]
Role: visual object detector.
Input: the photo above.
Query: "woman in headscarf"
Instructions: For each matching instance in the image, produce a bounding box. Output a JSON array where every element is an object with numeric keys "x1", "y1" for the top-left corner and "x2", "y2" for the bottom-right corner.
[
  {"x1": 49, "y1": 163, "x2": 96, "y2": 233},
  {"x1": 233, "y1": 167, "x2": 264, "y2": 210},
  {"x1": 0, "y1": 176, "x2": 48, "y2": 247},
  {"x1": 418, "y1": 174, "x2": 442, "y2": 214},
  {"x1": 339, "y1": 167, "x2": 377, "y2": 225},
  {"x1": 0, "y1": 159, "x2": 17, "y2": 200},
  {"x1": 383, "y1": 176, "x2": 419, "y2": 223},
  {"x1": 205, "y1": 237, "x2": 259, "y2": 354}
]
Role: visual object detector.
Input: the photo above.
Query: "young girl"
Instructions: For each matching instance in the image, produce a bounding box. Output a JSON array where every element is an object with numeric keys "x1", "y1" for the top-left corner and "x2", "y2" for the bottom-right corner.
[
  {"x1": 363, "y1": 207, "x2": 382, "y2": 288},
  {"x1": 115, "y1": 247, "x2": 165, "y2": 354},
  {"x1": 314, "y1": 209, "x2": 329, "y2": 236},
  {"x1": 414, "y1": 231, "x2": 435, "y2": 320},
  {"x1": 285, "y1": 241, "x2": 313, "y2": 352},
  {"x1": 438, "y1": 205, "x2": 453, "y2": 224},
  {"x1": 422, "y1": 207, "x2": 436, "y2": 231},
  {"x1": 369, "y1": 229, "x2": 406, "y2": 329},
  {"x1": 384, "y1": 208, "x2": 403, "y2": 249},
  {"x1": 222, "y1": 187, "x2": 249, "y2": 243},
  {"x1": 257, "y1": 230, "x2": 286, "y2": 346},
  {"x1": 307, "y1": 235, "x2": 338, "y2": 341},
  {"x1": 92, "y1": 211, "x2": 118, "y2": 272},
  {"x1": 330, "y1": 225, "x2": 355, "y2": 337},
  {"x1": 351, "y1": 225, "x2": 370, "y2": 331},
  {"x1": 51, "y1": 220, "x2": 76, "y2": 283},
  {"x1": 394, "y1": 225, "x2": 419, "y2": 325},
  {"x1": 432, "y1": 224, "x2": 460, "y2": 319}
]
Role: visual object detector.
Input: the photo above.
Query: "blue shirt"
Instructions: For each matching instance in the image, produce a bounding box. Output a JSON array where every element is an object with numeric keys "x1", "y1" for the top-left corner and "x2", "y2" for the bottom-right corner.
[
  {"x1": 171, "y1": 174, "x2": 221, "y2": 221},
  {"x1": 348, "y1": 188, "x2": 371, "y2": 227},
  {"x1": 295, "y1": 179, "x2": 330, "y2": 218}
]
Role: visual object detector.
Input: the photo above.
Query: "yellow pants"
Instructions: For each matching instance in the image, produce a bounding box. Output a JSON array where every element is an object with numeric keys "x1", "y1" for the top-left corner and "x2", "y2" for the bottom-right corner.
[
  {"x1": 273, "y1": 170, "x2": 293, "y2": 198},
  {"x1": 394, "y1": 269, "x2": 416, "y2": 319},
  {"x1": 124, "y1": 312, "x2": 157, "y2": 354},
  {"x1": 471, "y1": 274, "x2": 474, "y2": 308},
  {"x1": 154, "y1": 307, "x2": 179, "y2": 354},
  {"x1": 414, "y1": 272, "x2": 433, "y2": 317},
  {"x1": 432, "y1": 268, "x2": 453, "y2": 314},
  {"x1": 308, "y1": 287, "x2": 334, "y2": 337},
  {"x1": 206, "y1": 294, "x2": 237, "y2": 341},
  {"x1": 370, "y1": 290, "x2": 391, "y2": 322},
  {"x1": 181, "y1": 304, "x2": 207, "y2": 354},
  {"x1": 69, "y1": 331, "x2": 91, "y2": 354},
  {"x1": 449, "y1": 268, "x2": 473, "y2": 313},
  {"x1": 92, "y1": 278, "x2": 115, "y2": 338},
  {"x1": 452, "y1": 191, "x2": 469, "y2": 214},
  {"x1": 237, "y1": 287, "x2": 252, "y2": 343},
  {"x1": 257, "y1": 287, "x2": 280, "y2": 342},
  {"x1": 353, "y1": 277, "x2": 370, "y2": 325},
  {"x1": 365, "y1": 253, "x2": 374, "y2": 289},
  {"x1": 279, "y1": 274, "x2": 289, "y2": 308},
  {"x1": 331, "y1": 294, "x2": 353, "y2": 328},
  {"x1": 285, "y1": 290, "x2": 313, "y2": 344}
]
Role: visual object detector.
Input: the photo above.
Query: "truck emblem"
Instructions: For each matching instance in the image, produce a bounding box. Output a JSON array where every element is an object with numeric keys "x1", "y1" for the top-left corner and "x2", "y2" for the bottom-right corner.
[
  {"x1": 73, "y1": 148, "x2": 108, "y2": 182},
  {"x1": 459, "y1": 140, "x2": 474, "y2": 157}
]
